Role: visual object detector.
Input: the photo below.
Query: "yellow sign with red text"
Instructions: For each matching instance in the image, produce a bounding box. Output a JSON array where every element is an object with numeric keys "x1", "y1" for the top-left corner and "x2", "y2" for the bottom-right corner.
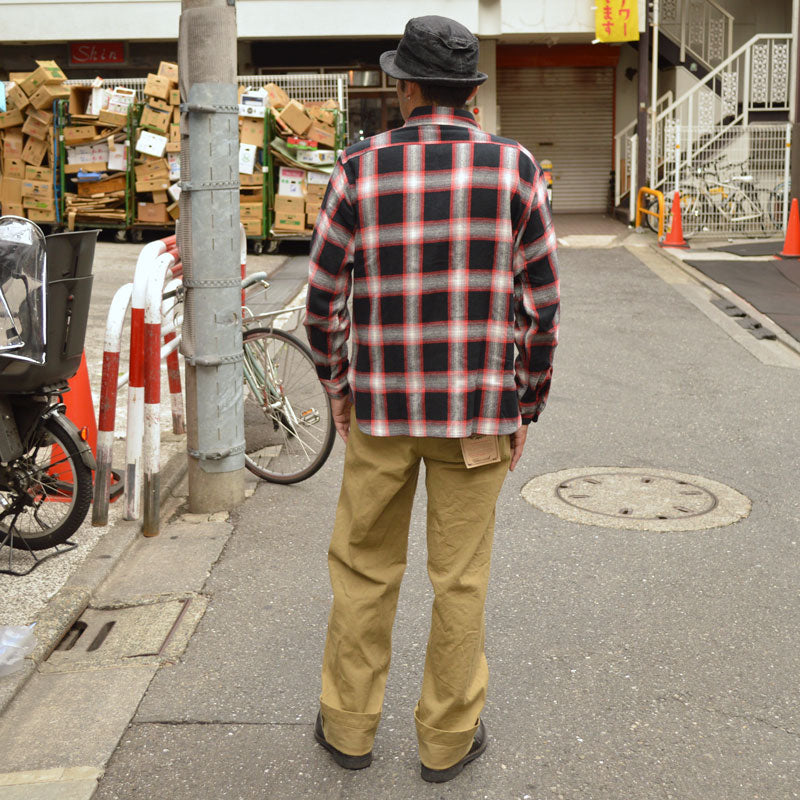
[{"x1": 595, "y1": 0, "x2": 639, "y2": 42}]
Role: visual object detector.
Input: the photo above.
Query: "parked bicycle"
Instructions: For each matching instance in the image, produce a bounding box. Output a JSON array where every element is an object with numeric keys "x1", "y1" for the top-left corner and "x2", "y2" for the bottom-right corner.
[
  {"x1": 647, "y1": 155, "x2": 777, "y2": 236},
  {"x1": 0, "y1": 217, "x2": 98, "y2": 552},
  {"x1": 239, "y1": 274, "x2": 335, "y2": 484}
]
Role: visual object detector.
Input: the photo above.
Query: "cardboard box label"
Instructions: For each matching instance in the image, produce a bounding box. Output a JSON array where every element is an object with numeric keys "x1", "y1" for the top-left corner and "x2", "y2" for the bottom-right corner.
[
  {"x1": 273, "y1": 212, "x2": 305, "y2": 231},
  {"x1": 296, "y1": 149, "x2": 336, "y2": 166},
  {"x1": 21, "y1": 179, "x2": 52, "y2": 197},
  {"x1": 67, "y1": 142, "x2": 110, "y2": 164},
  {"x1": 239, "y1": 143, "x2": 257, "y2": 175},
  {"x1": 240, "y1": 202, "x2": 262, "y2": 220},
  {"x1": 25, "y1": 165, "x2": 53, "y2": 182}
]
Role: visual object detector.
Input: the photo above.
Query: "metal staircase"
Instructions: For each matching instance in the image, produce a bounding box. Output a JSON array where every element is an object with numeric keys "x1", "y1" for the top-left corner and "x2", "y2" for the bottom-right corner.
[{"x1": 614, "y1": 0, "x2": 794, "y2": 234}]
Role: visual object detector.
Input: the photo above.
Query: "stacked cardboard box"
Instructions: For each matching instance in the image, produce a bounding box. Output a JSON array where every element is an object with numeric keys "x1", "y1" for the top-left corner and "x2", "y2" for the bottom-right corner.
[
  {"x1": 0, "y1": 60, "x2": 69, "y2": 222},
  {"x1": 133, "y1": 62, "x2": 181, "y2": 225},
  {"x1": 235, "y1": 85, "x2": 273, "y2": 237},
  {"x1": 268, "y1": 90, "x2": 337, "y2": 233},
  {"x1": 61, "y1": 84, "x2": 135, "y2": 228},
  {"x1": 236, "y1": 83, "x2": 337, "y2": 237}
]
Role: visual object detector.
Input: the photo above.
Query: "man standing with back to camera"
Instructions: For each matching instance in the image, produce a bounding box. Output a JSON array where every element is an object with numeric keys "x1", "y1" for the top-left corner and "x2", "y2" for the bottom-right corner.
[{"x1": 305, "y1": 15, "x2": 559, "y2": 783}]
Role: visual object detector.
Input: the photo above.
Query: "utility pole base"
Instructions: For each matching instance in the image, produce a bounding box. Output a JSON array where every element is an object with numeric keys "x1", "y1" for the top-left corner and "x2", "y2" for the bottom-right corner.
[{"x1": 187, "y1": 460, "x2": 246, "y2": 513}]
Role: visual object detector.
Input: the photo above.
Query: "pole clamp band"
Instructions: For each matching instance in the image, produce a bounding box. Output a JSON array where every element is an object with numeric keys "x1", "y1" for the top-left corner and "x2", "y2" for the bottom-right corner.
[
  {"x1": 182, "y1": 277, "x2": 241, "y2": 289},
  {"x1": 184, "y1": 352, "x2": 244, "y2": 367},
  {"x1": 187, "y1": 441, "x2": 246, "y2": 461},
  {"x1": 179, "y1": 180, "x2": 240, "y2": 193},
  {"x1": 180, "y1": 103, "x2": 239, "y2": 115}
]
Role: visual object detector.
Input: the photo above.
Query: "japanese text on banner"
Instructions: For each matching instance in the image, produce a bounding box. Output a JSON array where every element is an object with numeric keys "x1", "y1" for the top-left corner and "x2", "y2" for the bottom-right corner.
[{"x1": 595, "y1": 0, "x2": 639, "y2": 42}]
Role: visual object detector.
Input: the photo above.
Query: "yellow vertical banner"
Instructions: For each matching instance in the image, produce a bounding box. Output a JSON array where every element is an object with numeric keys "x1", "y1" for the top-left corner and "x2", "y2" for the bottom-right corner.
[{"x1": 595, "y1": 0, "x2": 639, "y2": 42}]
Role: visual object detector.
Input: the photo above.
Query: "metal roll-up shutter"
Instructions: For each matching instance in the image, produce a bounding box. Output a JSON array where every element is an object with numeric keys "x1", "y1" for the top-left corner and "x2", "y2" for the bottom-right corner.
[{"x1": 497, "y1": 66, "x2": 614, "y2": 213}]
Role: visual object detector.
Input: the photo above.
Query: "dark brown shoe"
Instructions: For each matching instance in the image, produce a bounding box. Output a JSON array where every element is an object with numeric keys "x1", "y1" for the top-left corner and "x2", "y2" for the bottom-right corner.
[
  {"x1": 420, "y1": 720, "x2": 488, "y2": 783},
  {"x1": 314, "y1": 712, "x2": 372, "y2": 770}
]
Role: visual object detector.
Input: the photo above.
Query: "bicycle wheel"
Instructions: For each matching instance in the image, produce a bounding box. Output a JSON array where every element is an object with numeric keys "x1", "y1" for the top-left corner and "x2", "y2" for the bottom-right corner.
[
  {"x1": 0, "y1": 414, "x2": 93, "y2": 550},
  {"x1": 242, "y1": 327, "x2": 335, "y2": 484}
]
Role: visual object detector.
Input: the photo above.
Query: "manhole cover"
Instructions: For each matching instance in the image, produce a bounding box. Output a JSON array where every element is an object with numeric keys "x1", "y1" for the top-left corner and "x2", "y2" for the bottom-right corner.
[{"x1": 522, "y1": 467, "x2": 751, "y2": 531}]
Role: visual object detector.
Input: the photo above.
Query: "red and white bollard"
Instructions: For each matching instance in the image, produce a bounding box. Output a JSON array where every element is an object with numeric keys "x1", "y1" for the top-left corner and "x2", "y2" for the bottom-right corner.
[{"x1": 92, "y1": 282, "x2": 133, "y2": 527}]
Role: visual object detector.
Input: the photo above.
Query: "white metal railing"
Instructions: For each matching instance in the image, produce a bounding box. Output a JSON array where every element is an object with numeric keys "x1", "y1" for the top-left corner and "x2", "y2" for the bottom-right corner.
[
  {"x1": 614, "y1": 92, "x2": 672, "y2": 209},
  {"x1": 660, "y1": 0, "x2": 734, "y2": 69},
  {"x1": 657, "y1": 123, "x2": 791, "y2": 237},
  {"x1": 650, "y1": 34, "x2": 793, "y2": 190}
]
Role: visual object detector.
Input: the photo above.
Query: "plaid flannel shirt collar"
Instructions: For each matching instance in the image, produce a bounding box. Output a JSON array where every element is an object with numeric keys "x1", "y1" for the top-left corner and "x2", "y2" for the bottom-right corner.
[{"x1": 402, "y1": 106, "x2": 480, "y2": 131}]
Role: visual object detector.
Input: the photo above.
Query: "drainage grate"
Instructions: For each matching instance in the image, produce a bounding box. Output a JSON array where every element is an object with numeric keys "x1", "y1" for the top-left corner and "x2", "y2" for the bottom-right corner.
[
  {"x1": 44, "y1": 594, "x2": 208, "y2": 672},
  {"x1": 522, "y1": 467, "x2": 751, "y2": 532}
]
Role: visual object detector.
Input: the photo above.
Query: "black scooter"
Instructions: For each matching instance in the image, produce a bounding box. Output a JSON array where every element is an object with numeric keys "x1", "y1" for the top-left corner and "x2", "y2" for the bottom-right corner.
[{"x1": 0, "y1": 216, "x2": 98, "y2": 552}]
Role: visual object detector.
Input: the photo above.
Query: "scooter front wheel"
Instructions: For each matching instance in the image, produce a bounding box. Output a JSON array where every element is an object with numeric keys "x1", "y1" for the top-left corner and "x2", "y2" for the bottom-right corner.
[{"x1": 0, "y1": 415, "x2": 93, "y2": 551}]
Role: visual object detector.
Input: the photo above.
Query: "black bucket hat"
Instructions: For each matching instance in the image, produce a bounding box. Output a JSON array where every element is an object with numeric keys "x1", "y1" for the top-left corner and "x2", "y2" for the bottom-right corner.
[{"x1": 380, "y1": 16, "x2": 487, "y2": 86}]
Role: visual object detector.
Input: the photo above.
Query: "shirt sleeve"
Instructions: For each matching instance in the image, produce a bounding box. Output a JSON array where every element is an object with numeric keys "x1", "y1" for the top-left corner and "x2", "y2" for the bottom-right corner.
[
  {"x1": 304, "y1": 156, "x2": 357, "y2": 399},
  {"x1": 512, "y1": 155, "x2": 560, "y2": 424}
]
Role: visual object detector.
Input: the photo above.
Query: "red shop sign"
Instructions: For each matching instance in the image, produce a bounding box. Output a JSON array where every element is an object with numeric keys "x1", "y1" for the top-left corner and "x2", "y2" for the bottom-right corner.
[{"x1": 69, "y1": 42, "x2": 126, "y2": 66}]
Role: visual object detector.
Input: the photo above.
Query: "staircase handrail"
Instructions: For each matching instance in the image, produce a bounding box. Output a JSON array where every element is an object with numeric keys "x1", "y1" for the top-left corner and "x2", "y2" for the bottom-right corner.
[
  {"x1": 656, "y1": 33, "x2": 792, "y2": 125},
  {"x1": 678, "y1": 0, "x2": 734, "y2": 65},
  {"x1": 615, "y1": 91, "x2": 673, "y2": 139}
]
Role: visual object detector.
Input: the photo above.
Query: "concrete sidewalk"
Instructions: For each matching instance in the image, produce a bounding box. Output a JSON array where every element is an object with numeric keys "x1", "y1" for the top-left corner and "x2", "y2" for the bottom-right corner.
[{"x1": 2, "y1": 238, "x2": 800, "y2": 799}]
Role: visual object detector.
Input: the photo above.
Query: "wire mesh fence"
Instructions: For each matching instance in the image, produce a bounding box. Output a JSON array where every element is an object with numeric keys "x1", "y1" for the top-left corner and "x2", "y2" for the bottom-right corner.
[
  {"x1": 66, "y1": 73, "x2": 349, "y2": 140},
  {"x1": 656, "y1": 123, "x2": 791, "y2": 237}
]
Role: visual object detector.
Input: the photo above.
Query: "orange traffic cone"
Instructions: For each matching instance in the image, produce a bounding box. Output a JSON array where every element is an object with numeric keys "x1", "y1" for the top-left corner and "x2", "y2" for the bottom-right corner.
[
  {"x1": 62, "y1": 352, "x2": 98, "y2": 457},
  {"x1": 777, "y1": 198, "x2": 800, "y2": 259},
  {"x1": 659, "y1": 190, "x2": 689, "y2": 248}
]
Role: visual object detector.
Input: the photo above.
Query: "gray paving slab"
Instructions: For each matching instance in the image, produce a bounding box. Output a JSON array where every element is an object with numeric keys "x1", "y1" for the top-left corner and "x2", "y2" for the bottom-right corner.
[
  {"x1": 0, "y1": 666, "x2": 156, "y2": 772},
  {"x1": 93, "y1": 520, "x2": 232, "y2": 603},
  {"x1": 75, "y1": 246, "x2": 800, "y2": 796}
]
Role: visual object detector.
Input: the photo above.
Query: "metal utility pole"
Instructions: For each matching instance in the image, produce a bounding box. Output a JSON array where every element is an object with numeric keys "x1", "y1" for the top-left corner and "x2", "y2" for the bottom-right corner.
[
  {"x1": 178, "y1": 0, "x2": 246, "y2": 512},
  {"x1": 649, "y1": 0, "x2": 660, "y2": 189},
  {"x1": 637, "y1": 24, "x2": 650, "y2": 196}
]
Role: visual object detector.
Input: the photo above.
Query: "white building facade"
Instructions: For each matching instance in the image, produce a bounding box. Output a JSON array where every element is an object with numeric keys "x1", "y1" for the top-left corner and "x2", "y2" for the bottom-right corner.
[{"x1": 2, "y1": 0, "x2": 796, "y2": 214}]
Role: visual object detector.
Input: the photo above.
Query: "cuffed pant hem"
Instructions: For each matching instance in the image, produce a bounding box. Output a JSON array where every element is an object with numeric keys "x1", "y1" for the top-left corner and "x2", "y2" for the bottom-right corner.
[
  {"x1": 415, "y1": 705, "x2": 479, "y2": 770},
  {"x1": 319, "y1": 700, "x2": 380, "y2": 756}
]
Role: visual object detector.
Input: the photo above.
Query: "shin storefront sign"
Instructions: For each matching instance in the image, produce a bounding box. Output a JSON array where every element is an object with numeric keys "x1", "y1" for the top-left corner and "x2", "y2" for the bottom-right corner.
[{"x1": 69, "y1": 42, "x2": 126, "y2": 66}]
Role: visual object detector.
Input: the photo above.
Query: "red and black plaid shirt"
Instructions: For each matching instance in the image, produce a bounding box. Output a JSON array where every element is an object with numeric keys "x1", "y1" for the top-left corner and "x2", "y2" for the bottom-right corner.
[{"x1": 305, "y1": 106, "x2": 559, "y2": 438}]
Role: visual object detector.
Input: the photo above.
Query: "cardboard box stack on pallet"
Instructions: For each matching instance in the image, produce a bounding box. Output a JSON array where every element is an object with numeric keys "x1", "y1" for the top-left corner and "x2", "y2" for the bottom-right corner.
[
  {"x1": 133, "y1": 62, "x2": 181, "y2": 226},
  {"x1": 238, "y1": 82, "x2": 338, "y2": 237},
  {"x1": 61, "y1": 80, "x2": 136, "y2": 228},
  {"x1": 0, "y1": 60, "x2": 69, "y2": 223},
  {"x1": 237, "y1": 85, "x2": 271, "y2": 238}
]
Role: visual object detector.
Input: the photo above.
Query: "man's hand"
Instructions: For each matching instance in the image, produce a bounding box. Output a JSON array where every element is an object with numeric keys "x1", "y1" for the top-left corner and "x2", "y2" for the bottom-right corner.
[
  {"x1": 330, "y1": 395, "x2": 353, "y2": 443},
  {"x1": 509, "y1": 425, "x2": 528, "y2": 471}
]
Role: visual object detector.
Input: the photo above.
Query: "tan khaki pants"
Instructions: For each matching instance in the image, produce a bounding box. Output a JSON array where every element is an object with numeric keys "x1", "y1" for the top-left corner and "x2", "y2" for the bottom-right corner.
[{"x1": 320, "y1": 414, "x2": 510, "y2": 769}]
